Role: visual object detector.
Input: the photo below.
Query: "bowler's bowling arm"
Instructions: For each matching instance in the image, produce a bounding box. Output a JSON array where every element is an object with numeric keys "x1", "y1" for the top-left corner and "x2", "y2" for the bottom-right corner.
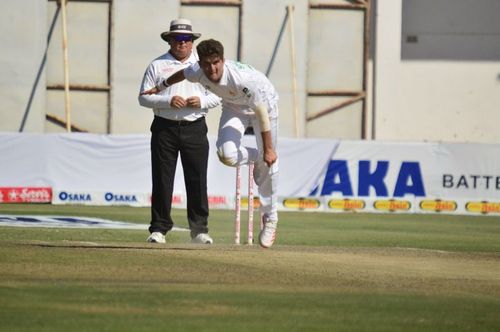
[{"x1": 139, "y1": 69, "x2": 186, "y2": 95}]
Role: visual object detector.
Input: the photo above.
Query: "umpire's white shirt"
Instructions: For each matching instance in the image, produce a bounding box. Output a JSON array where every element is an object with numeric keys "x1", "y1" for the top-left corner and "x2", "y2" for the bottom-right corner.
[
  {"x1": 139, "y1": 52, "x2": 220, "y2": 121},
  {"x1": 184, "y1": 60, "x2": 279, "y2": 118}
]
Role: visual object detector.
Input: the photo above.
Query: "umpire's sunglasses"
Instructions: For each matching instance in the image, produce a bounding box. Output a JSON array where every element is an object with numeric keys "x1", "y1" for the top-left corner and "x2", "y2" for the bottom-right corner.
[{"x1": 172, "y1": 34, "x2": 193, "y2": 42}]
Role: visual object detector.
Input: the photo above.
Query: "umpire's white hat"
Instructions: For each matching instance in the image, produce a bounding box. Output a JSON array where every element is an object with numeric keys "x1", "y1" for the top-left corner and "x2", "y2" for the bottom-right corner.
[{"x1": 161, "y1": 18, "x2": 201, "y2": 42}]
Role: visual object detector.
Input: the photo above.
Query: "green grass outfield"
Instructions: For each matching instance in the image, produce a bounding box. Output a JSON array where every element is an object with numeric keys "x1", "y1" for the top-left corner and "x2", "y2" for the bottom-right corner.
[{"x1": 0, "y1": 204, "x2": 499, "y2": 332}]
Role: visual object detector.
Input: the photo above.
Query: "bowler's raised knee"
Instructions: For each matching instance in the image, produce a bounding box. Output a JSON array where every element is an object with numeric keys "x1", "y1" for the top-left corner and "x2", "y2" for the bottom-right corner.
[{"x1": 216, "y1": 146, "x2": 238, "y2": 166}]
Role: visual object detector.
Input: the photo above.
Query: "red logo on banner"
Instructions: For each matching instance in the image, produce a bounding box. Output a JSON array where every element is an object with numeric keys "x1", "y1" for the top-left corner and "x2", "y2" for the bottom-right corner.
[
  {"x1": 208, "y1": 195, "x2": 228, "y2": 205},
  {"x1": 0, "y1": 187, "x2": 52, "y2": 203},
  {"x1": 172, "y1": 195, "x2": 183, "y2": 205}
]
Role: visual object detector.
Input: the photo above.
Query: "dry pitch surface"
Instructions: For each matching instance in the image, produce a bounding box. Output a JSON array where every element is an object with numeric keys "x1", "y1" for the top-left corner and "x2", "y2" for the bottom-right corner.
[{"x1": 6, "y1": 241, "x2": 499, "y2": 296}]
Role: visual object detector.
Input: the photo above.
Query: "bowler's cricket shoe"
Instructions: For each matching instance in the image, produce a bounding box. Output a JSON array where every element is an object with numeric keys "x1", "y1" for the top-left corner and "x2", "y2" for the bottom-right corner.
[
  {"x1": 259, "y1": 217, "x2": 277, "y2": 248},
  {"x1": 146, "y1": 232, "x2": 166, "y2": 244},
  {"x1": 191, "y1": 233, "x2": 214, "y2": 244}
]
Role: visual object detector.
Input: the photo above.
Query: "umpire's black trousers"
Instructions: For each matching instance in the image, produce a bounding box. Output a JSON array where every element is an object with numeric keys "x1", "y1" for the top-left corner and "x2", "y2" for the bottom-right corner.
[{"x1": 149, "y1": 116, "x2": 209, "y2": 238}]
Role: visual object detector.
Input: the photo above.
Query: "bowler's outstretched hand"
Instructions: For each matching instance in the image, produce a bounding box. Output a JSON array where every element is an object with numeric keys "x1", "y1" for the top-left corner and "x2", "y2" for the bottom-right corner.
[{"x1": 140, "y1": 86, "x2": 160, "y2": 95}]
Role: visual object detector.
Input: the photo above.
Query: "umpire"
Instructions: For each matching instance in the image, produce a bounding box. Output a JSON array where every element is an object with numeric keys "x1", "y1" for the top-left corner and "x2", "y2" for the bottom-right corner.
[{"x1": 138, "y1": 19, "x2": 220, "y2": 244}]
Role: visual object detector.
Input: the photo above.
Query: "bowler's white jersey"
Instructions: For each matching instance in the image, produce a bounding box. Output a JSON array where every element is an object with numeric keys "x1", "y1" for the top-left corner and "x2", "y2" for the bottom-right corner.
[{"x1": 184, "y1": 60, "x2": 279, "y2": 117}]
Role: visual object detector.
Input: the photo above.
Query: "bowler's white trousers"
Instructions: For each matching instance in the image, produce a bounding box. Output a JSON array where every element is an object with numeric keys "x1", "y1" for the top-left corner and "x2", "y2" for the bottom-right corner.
[{"x1": 215, "y1": 105, "x2": 279, "y2": 222}]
